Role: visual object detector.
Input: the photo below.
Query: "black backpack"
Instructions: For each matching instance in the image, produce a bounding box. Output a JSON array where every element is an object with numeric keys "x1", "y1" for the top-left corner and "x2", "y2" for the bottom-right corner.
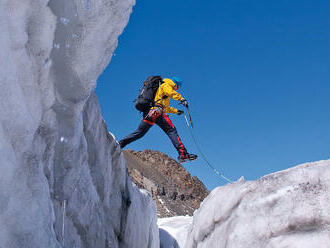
[{"x1": 135, "y1": 76, "x2": 163, "y2": 113}]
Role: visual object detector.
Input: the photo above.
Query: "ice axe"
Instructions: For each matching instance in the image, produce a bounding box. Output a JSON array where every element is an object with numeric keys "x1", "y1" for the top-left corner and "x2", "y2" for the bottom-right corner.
[
  {"x1": 185, "y1": 105, "x2": 194, "y2": 128},
  {"x1": 179, "y1": 102, "x2": 194, "y2": 128}
]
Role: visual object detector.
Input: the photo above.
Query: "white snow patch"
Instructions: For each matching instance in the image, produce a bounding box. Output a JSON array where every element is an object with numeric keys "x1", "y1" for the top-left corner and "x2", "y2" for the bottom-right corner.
[
  {"x1": 109, "y1": 131, "x2": 116, "y2": 141},
  {"x1": 158, "y1": 197, "x2": 164, "y2": 205},
  {"x1": 158, "y1": 196, "x2": 170, "y2": 213},
  {"x1": 158, "y1": 216, "x2": 192, "y2": 248}
]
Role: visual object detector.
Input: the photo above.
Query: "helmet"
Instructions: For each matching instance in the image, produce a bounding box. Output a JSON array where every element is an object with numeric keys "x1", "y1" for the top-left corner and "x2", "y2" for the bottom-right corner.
[{"x1": 171, "y1": 77, "x2": 183, "y2": 87}]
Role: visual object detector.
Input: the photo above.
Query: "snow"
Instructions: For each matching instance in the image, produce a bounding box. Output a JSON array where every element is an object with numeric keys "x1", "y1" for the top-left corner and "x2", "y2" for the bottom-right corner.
[
  {"x1": 0, "y1": 0, "x2": 159, "y2": 247},
  {"x1": 158, "y1": 216, "x2": 192, "y2": 248},
  {"x1": 158, "y1": 159, "x2": 330, "y2": 248},
  {"x1": 158, "y1": 196, "x2": 171, "y2": 213}
]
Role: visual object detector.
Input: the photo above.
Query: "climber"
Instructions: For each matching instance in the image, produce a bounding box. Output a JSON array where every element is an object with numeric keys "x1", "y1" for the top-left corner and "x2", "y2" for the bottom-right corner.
[{"x1": 119, "y1": 76, "x2": 197, "y2": 163}]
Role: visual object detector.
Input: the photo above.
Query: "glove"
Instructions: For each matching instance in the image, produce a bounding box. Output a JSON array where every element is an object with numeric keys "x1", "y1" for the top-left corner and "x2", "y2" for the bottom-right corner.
[
  {"x1": 177, "y1": 110, "x2": 184, "y2": 115},
  {"x1": 181, "y1": 99, "x2": 189, "y2": 107}
]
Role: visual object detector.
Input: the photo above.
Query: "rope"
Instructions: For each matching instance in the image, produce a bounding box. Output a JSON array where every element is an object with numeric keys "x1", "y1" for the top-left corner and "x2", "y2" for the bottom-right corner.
[{"x1": 184, "y1": 114, "x2": 233, "y2": 184}]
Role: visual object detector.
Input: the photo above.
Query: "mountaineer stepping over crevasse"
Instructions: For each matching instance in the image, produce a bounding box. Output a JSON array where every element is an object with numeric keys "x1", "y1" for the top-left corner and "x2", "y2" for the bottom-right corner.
[{"x1": 119, "y1": 76, "x2": 197, "y2": 163}]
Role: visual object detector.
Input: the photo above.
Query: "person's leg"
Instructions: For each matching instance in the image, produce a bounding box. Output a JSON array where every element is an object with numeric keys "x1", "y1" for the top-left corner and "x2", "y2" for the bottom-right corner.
[
  {"x1": 119, "y1": 120, "x2": 152, "y2": 148},
  {"x1": 155, "y1": 113, "x2": 187, "y2": 157}
]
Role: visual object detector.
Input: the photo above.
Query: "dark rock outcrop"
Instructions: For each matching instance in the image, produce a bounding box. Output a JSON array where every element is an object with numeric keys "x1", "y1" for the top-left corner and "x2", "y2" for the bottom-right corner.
[{"x1": 123, "y1": 149, "x2": 209, "y2": 218}]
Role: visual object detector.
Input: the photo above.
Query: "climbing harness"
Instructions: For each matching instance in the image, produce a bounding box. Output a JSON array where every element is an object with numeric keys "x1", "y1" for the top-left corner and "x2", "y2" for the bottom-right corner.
[{"x1": 182, "y1": 105, "x2": 233, "y2": 184}]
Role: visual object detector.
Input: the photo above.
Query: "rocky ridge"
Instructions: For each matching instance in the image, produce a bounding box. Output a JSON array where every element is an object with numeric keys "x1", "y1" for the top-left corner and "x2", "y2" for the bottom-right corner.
[{"x1": 123, "y1": 149, "x2": 209, "y2": 218}]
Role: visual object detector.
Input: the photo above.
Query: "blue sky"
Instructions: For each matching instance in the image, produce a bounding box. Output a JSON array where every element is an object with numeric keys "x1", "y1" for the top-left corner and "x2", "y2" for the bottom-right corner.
[{"x1": 96, "y1": 0, "x2": 330, "y2": 190}]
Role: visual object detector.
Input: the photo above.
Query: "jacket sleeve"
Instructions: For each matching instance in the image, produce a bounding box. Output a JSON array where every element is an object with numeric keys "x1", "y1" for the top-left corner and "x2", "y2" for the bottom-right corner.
[
  {"x1": 162, "y1": 84, "x2": 184, "y2": 101},
  {"x1": 165, "y1": 106, "x2": 179, "y2": 114}
]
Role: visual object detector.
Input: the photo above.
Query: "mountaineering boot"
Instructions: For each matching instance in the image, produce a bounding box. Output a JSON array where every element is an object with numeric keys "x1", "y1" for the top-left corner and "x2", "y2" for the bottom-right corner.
[{"x1": 178, "y1": 153, "x2": 198, "y2": 163}]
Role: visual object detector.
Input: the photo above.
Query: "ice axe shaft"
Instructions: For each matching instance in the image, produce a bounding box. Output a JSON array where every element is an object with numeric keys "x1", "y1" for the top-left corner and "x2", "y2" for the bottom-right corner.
[
  {"x1": 185, "y1": 106, "x2": 194, "y2": 128},
  {"x1": 179, "y1": 102, "x2": 194, "y2": 128}
]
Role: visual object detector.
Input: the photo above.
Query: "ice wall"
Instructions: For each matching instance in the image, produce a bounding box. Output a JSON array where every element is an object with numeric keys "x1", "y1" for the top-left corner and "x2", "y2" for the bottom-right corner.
[
  {"x1": 0, "y1": 0, "x2": 159, "y2": 247},
  {"x1": 183, "y1": 159, "x2": 330, "y2": 248}
]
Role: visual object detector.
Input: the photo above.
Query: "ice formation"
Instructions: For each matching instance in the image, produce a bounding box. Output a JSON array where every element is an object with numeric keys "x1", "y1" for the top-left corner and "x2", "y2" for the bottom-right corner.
[
  {"x1": 158, "y1": 216, "x2": 192, "y2": 248},
  {"x1": 0, "y1": 0, "x2": 159, "y2": 247},
  {"x1": 159, "y1": 160, "x2": 330, "y2": 248}
]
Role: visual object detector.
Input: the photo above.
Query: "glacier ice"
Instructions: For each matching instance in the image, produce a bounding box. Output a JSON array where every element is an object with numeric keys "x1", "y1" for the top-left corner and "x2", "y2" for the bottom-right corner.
[
  {"x1": 158, "y1": 216, "x2": 192, "y2": 248},
  {"x1": 0, "y1": 0, "x2": 159, "y2": 247},
  {"x1": 159, "y1": 160, "x2": 330, "y2": 248}
]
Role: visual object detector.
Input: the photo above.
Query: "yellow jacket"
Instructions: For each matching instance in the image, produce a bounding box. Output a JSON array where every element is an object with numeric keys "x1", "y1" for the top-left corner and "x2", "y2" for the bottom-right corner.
[{"x1": 153, "y1": 78, "x2": 184, "y2": 114}]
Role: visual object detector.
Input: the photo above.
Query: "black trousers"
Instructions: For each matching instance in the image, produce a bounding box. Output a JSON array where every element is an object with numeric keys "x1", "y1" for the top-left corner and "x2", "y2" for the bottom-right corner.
[{"x1": 119, "y1": 110, "x2": 187, "y2": 156}]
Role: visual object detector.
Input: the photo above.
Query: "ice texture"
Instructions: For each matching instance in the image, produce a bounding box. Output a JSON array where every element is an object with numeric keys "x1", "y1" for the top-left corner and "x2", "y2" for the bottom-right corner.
[
  {"x1": 158, "y1": 160, "x2": 330, "y2": 248},
  {"x1": 0, "y1": 0, "x2": 159, "y2": 247},
  {"x1": 158, "y1": 216, "x2": 192, "y2": 248}
]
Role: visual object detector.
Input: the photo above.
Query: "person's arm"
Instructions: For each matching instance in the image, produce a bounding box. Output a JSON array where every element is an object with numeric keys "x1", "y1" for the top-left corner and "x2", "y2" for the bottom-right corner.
[
  {"x1": 162, "y1": 84, "x2": 184, "y2": 101},
  {"x1": 165, "y1": 106, "x2": 179, "y2": 114}
]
